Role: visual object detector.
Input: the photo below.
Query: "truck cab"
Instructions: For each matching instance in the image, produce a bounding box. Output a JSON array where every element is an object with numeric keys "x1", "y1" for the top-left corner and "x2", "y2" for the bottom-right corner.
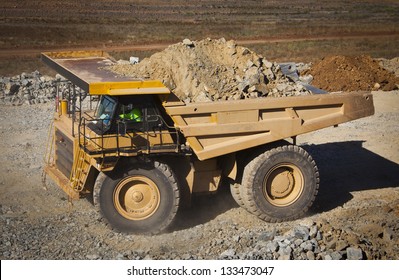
[{"x1": 82, "y1": 94, "x2": 180, "y2": 157}]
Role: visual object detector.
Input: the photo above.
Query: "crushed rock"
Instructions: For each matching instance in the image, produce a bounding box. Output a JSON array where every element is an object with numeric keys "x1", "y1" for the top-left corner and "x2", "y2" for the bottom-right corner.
[
  {"x1": 109, "y1": 38, "x2": 312, "y2": 103},
  {"x1": 0, "y1": 71, "x2": 69, "y2": 106}
]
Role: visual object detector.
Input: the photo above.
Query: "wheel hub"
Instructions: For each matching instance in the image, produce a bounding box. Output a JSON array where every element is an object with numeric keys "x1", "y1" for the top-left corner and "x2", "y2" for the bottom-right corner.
[
  {"x1": 131, "y1": 190, "x2": 144, "y2": 203},
  {"x1": 114, "y1": 176, "x2": 160, "y2": 220},
  {"x1": 271, "y1": 171, "x2": 294, "y2": 198},
  {"x1": 263, "y1": 163, "x2": 304, "y2": 207}
]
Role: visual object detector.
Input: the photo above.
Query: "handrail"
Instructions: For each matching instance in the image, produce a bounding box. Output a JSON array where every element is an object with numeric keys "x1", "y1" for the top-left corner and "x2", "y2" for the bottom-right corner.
[{"x1": 78, "y1": 113, "x2": 181, "y2": 157}]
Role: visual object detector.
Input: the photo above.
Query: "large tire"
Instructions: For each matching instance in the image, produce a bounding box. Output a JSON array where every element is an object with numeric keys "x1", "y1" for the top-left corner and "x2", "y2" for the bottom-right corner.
[
  {"x1": 241, "y1": 145, "x2": 319, "y2": 222},
  {"x1": 94, "y1": 161, "x2": 180, "y2": 234},
  {"x1": 230, "y1": 182, "x2": 246, "y2": 208}
]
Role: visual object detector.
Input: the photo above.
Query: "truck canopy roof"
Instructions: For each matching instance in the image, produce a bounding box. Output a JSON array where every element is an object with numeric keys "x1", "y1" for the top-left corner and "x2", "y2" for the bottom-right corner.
[{"x1": 41, "y1": 51, "x2": 170, "y2": 96}]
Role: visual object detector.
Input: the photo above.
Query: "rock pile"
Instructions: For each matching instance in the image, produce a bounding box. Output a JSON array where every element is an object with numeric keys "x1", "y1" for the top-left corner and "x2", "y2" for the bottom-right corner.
[
  {"x1": 232, "y1": 222, "x2": 366, "y2": 260},
  {"x1": 110, "y1": 38, "x2": 312, "y2": 103},
  {"x1": 0, "y1": 71, "x2": 70, "y2": 106}
]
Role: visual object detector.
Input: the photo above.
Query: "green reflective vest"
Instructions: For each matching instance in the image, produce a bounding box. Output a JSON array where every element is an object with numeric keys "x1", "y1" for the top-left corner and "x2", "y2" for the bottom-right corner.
[{"x1": 119, "y1": 108, "x2": 142, "y2": 122}]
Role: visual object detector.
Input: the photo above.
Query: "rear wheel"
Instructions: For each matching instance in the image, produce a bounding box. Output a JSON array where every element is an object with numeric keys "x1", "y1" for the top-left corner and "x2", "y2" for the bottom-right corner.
[
  {"x1": 241, "y1": 145, "x2": 319, "y2": 222},
  {"x1": 94, "y1": 161, "x2": 180, "y2": 234}
]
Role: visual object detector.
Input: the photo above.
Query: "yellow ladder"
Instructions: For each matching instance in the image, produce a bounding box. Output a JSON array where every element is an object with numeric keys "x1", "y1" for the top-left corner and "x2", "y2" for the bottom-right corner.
[
  {"x1": 70, "y1": 146, "x2": 91, "y2": 192},
  {"x1": 42, "y1": 120, "x2": 55, "y2": 188},
  {"x1": 43, "y1": 120, "x2": 55, "y2": 166}
]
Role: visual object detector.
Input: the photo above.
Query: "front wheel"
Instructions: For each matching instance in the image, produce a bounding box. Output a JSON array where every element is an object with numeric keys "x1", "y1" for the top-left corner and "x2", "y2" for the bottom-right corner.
[
  {"x1": 95, "y1": 161, "x2": 180, "y2": 234},
  {"x1": 241, "y1": 145, "x2": 319, "y2": 222}
]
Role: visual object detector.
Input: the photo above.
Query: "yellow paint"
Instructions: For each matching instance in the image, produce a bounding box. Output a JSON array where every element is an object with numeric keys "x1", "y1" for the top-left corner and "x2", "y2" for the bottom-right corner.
[{"x1": 89, "y1": 80, "x2": 170, "y2": 95}]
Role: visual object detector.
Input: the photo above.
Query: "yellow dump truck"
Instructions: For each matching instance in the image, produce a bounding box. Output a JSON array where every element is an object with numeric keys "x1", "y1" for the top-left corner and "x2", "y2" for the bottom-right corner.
[{"x1": 41, "y1": 51, "x2": 374, "y2": 234}]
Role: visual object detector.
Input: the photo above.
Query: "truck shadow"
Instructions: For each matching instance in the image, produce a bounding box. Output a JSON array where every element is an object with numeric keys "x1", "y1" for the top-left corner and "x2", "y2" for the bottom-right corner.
[
  {"x1": 302, "y1": 140, "x2": 399, "y2": 213},
  {"x1": 173, "y1": 140, "x2": 399, "y2": 231}
]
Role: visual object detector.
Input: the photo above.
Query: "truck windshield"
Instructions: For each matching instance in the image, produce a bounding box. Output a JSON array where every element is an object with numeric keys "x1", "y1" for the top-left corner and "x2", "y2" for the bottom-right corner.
[{"x1": 95, "y1": 96, "x2": 116, "y2": 128}]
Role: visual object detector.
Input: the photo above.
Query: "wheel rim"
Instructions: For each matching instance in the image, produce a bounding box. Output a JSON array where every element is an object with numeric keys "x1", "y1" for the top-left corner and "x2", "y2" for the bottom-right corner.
[
  {"x1": 262, "y1": 163, "x2": 304, "y2": 207},
  {"x1": 113, "y1": 175, "x2": 160, "y2": 220}
]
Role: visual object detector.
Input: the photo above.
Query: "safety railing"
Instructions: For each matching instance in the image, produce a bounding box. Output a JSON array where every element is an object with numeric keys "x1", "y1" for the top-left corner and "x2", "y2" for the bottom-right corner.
[{"x1": 78, "y1": 113, "x2": 181, "y2": 158}]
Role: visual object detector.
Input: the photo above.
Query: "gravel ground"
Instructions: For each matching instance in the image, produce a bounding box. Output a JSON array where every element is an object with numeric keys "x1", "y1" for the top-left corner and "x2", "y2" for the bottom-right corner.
[{"x1": 0, "y1": 90, "x2": 398, "y2": 260}]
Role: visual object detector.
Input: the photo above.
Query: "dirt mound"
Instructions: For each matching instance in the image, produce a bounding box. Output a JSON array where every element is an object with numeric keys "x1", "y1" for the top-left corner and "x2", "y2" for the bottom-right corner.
[
  {"x1": 308, "y1": 55, "x2": 399, "y2": 92},
  {"x1": 110, "y1": 38, "x2": 311, "y2": 103}
]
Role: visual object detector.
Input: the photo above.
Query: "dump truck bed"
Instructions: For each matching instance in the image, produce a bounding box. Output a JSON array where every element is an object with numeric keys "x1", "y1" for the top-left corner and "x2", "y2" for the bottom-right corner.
[
  {"x1": 42, "y1": 51, "x2": 375, "y2": 161},
  {"x1": 164, "y1": 92, "x2": 374, "y2": 160}
]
